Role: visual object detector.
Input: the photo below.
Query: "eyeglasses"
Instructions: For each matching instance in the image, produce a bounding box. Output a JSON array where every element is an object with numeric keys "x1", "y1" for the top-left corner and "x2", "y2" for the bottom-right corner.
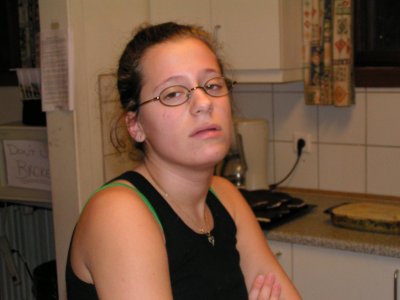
[{"x1": 137, "y1": 76, "x2": 235, "y2": 109}]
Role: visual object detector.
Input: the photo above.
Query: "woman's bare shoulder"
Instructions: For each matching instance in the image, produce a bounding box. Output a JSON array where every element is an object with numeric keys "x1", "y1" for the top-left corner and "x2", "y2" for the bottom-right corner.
[
  {"x1": 77, "y1": 180, "x2": 161, "y2": 234},
  {"x1": 70, "y1": 180, "x2": 168, "y2": 295},
  {"x1": 211, "y1": 176, "x2": 248, "y2": 218},
  {"x1": 211, "y1": 175, "x2": 237, "y2": 194}
]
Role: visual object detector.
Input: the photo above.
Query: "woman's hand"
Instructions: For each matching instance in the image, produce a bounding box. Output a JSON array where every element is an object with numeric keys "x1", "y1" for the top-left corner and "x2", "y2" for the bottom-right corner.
[{"x1": 249, "y1": 273, "x2": 281, "y2": 300}]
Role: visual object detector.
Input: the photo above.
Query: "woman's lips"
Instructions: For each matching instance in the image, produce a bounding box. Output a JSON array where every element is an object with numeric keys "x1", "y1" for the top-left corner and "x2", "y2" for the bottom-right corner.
[{"x1": 189, "y1": 124, "x2": 222, "y2": 138}]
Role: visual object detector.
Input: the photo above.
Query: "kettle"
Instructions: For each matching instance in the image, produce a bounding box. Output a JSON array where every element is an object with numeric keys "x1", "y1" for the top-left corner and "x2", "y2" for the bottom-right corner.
[
  {"x1": 220, "y1": 133, "x2": 247, "y2": 187},
  {"x1": 219, "y1": 119, "x2": 269, "y2": 190}
]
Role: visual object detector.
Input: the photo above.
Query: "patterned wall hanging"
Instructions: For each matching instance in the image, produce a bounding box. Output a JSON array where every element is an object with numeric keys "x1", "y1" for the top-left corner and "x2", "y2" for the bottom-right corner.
[{"x1": 303, "y1": 0, "x2": 355, "y2": 106}]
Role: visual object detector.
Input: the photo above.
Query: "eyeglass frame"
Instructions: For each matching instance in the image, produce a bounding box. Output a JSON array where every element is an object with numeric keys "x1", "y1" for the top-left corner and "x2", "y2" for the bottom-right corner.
[{"x1": 135, "y1": 76, "x2": 236, "y2": 110}]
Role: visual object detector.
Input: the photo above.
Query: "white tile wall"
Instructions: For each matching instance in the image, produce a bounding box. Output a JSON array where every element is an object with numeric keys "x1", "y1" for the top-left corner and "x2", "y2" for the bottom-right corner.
[
  {"x1": 232, "y1": 84, "x2": 273, "y2": 133},
  {"x1": 274, "y1": 141, "x2": 318, "y2": 189},
  {"x1": 272, "y1": 81, "x2": 304, "y2": 92},
  {"x1": 232, "y1": 82, "x2": 400, "y2": 197},
  {"x1": 367, "y1": 147, "x2": 400, "y2": 197},
  {"x1": 319, "y1": 144, "x2": 366, "y2": 193},
  {"x1": 232, "y1": 84, "x2": 274, "y2": 184},
  {"x1": 319, "y1": 92, "x2": 366, "y2": 145},
  {"x1": 366, "y1": 91, "x2": 400, "y2": 146},
  {"x1": 273, "y1": 92, "x2": 317, "y2": 142}
]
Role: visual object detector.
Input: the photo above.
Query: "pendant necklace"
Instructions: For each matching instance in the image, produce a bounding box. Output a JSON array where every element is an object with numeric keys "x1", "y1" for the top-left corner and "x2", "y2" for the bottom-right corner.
[
  {"x1": 145, "y1": 165, "x2": 215, "y2": 246},
  {"x1": 173, "y1": 198, "x2": 215, "y2": 247},
  {"x1": 201, "y1": 210, "x2": 215, "y2": 246}
]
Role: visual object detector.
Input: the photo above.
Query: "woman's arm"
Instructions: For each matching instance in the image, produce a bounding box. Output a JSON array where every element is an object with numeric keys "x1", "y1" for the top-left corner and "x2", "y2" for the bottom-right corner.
[
  {"x1": 212, "y1": 176, "x2": 302, "y2": 300},
  {"x1": 70, "y1": 185, "x2": 173, "y2": 300}
]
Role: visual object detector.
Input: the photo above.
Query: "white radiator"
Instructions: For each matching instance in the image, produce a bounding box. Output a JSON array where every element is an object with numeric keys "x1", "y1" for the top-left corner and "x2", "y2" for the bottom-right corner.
[{"x1": 0, "y1": 204, "x2": 55, "y2": 300}]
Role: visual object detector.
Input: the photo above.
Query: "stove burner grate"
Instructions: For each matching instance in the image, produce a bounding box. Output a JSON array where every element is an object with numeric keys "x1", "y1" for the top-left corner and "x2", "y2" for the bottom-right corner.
[{"x1": 239, "y1": 189, "x2": 316, "y2": 229}]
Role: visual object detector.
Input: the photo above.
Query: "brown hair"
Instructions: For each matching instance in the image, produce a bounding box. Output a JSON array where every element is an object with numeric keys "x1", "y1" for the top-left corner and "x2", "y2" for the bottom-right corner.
[{"x1": 111, "y1": 22, "x2": 226, "y2": 156}]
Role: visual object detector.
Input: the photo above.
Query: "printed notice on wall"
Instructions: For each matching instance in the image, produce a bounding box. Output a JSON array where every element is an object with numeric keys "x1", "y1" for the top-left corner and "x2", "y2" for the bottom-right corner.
[
  {"x1": 40, "y1": 28, "x2": 73, "y2": 111},
  {"x1": 3, "y1": 140, "x2": 51, "y2": 191}
]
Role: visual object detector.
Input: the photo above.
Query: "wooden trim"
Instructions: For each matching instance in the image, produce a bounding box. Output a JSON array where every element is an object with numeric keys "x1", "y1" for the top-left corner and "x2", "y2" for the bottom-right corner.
[{"x1": 355, "y1": 67, "x2": 400, "y2": 87}]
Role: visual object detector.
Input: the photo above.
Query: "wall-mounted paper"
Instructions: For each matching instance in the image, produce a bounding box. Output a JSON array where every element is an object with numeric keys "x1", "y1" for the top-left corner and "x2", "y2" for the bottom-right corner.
[
  {"x1": 40, "y1": 28, "x2": 73, "y2": 111},
  {"x1": 3, "y1": 140, "x2": 51, "y2": 191}
]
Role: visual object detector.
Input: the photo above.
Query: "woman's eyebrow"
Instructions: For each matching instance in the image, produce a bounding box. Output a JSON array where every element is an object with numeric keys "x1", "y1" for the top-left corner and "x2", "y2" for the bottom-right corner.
[
  {"x1": 155, "y1": 75, "x2": 187, "y2": 89},
  {"x1": 153, "y1": 69, "x2": 222, "y2": 91}
]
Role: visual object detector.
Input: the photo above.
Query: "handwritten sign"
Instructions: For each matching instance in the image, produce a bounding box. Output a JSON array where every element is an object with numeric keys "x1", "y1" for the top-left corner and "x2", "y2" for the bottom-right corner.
[{"x1": 3, "y1": 140, "x2": 51, "y2": 191}]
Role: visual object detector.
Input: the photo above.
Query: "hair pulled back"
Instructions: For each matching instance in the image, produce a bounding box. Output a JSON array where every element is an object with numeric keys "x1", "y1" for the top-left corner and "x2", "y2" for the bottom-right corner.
[
  {"x1": 117, "y1": 22, "x2": 224, "y2": 112},
  {"x1": 112, "y1": 22, "x2": 225, "y2": 157}
]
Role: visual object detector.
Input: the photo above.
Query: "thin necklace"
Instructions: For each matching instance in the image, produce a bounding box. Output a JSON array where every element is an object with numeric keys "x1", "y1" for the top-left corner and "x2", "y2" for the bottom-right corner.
[
  {"x1": 172, "y1": 198, "x2": 215, "y2": 246},
  {"x1": 144, "y1": 165, "x2": 215, "y2": 246}
]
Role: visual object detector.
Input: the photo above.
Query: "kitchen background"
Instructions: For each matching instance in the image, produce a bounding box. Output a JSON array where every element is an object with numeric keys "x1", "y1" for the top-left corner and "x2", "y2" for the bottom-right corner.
[
  {"x1": 233, "y1": 82, "x2": 400, "y2": 197},
  {"x1": 1, "y1": 0, "x2": 400, "y2": 299},
  {"x1": 2, "y1": 81, "x2": 400, "y2": 197}
]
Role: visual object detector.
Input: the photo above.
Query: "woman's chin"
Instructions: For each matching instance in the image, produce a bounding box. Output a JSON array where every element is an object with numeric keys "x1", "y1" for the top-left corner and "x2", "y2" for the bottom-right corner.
[{"x1": 195, "y1": 148, "x2": 229, "y2": 169}]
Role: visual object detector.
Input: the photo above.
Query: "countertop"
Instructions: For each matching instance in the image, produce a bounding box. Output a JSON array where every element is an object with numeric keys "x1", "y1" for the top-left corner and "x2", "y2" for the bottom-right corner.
[{"x1": 264, "y1": 190, "x2": 400, "y2": 259}]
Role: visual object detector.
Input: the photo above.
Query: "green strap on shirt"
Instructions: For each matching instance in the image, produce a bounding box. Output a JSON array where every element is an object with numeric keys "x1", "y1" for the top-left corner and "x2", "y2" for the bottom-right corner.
[
  {"x1": 85, "y1": 183, "x2": 219, "y2": 231},
  {"x1": 86, "y1": 182, "x2": 163, "y2": 229}
]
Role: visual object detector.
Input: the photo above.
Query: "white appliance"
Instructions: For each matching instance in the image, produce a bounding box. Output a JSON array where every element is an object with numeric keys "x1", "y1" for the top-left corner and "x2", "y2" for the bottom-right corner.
[{"x1": 235, "y1": 119, "x2": 269, "y2": 190}]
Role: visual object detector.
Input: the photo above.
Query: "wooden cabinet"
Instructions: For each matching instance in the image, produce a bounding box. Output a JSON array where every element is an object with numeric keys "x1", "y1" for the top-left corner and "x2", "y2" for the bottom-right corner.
[
  {"x1": 149, "y1": 0, "x2": 303, "y2": 83},
  {"x1": 267, "y1": 239, "x2": 400, "y2": 300}
]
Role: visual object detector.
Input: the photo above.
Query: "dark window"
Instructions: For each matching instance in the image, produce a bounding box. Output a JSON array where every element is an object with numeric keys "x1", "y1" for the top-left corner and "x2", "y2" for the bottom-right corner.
[
  {"x1": 354, "y1": 0, "x2": 400, "y2": 87},
  {"x1": 0, "y1": 0, "x2": 20, "y2": 86}
]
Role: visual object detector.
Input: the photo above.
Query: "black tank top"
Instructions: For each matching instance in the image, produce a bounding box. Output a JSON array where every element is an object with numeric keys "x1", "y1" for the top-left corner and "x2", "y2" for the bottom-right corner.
[{"x1": 66, "y1": 171, "x2": 247, "y2": 299}]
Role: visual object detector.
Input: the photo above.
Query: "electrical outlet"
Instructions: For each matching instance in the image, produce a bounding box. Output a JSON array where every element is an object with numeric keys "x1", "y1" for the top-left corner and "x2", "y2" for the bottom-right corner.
[{"x1": 293, "y1": 132, "x2": 312, "y2": 153}]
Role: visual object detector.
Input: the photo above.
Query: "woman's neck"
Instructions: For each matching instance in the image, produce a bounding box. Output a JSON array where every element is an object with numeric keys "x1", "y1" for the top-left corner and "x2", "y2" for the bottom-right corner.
[{"x1": 138, "y1": 158, "x2": 214, "y2": 208}]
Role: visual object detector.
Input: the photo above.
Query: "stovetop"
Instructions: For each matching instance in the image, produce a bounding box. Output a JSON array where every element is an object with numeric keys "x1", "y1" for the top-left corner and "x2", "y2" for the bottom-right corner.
[{"x1": 239, "y1": 189, "x2": 316, "y2": 230}]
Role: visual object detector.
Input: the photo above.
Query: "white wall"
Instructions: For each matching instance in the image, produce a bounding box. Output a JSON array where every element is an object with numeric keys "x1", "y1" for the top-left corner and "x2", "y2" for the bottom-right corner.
[
  {"x1": 38, "y1": 1, "x2": 149, "y2": 299},
  {"x1": 233, "y1": 82, "x2": 400, "y2": 197}
]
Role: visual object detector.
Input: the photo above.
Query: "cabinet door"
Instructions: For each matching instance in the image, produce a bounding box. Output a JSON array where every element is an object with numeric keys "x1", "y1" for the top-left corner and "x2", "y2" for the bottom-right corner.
[
  {"x1": 293, "y1": 244, "x2": 400, "y2": 300},
  {"x1": 267, "y1": 240, "x2": 292, "y2": 279},
  {"x1": 149, "y1": 0, "x2": 211, "y2": 31},
  {"x1": 148, "y1": 0, "x2": 302, "y2": 82},
  {"x1": 211, "y1": 0, "x2": 278, "y2": 70},
  {"x1": 211, "y1": 0, "x2": 302, "y2": 81}
]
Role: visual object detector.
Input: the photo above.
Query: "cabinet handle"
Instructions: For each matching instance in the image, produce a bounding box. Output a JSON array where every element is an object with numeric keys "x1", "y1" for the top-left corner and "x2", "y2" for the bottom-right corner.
[
  {"x1": 395, "y1": 269, "x2": 399, "y2": 300},
  {"x1": 274, "y1": 251, "x2": 282, "y2": 259}
]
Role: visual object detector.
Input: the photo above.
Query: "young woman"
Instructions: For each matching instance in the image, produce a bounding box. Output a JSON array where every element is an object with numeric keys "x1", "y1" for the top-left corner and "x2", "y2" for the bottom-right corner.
[{"x1": 66, "y1": 22, "x2": 301, "y2": 300}]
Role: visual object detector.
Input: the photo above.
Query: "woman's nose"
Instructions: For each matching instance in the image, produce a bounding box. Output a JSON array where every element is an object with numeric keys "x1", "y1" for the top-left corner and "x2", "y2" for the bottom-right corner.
[{"x1": 189, "y1": 87, "x2": 213, "y2": 114}]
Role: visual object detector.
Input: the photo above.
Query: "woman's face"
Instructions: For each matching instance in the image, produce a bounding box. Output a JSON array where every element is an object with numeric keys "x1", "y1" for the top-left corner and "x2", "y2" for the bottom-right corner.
[{"x1": 134, "y1": 37, "x2": 232, "y2": 170}]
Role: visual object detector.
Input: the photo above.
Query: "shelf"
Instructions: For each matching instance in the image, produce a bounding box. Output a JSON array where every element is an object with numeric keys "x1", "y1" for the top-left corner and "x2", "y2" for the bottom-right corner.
[
  {"x1": 0, "y1": 122, "x2": 47, "y2": 140},
  {"x1": 0, "y1": 186, "x2": 51, "y2": 207}
]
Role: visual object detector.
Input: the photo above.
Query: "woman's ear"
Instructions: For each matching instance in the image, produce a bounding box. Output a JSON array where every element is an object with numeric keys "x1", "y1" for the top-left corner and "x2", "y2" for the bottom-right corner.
[{"x1": 125, "y1": 111, "x2": 146, "y2": 143}]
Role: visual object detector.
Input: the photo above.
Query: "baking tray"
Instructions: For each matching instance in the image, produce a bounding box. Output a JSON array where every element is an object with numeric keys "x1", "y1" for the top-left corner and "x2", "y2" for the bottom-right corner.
[
  {"x1": 325, "y1": 202, "x2": 400, "y2": 235},
  {"x1": 239, "y1": 189, "x2": 317, "y2": 230},
  {"x1": 256, "y1": 203, "x2": 316, "y2": 230}
]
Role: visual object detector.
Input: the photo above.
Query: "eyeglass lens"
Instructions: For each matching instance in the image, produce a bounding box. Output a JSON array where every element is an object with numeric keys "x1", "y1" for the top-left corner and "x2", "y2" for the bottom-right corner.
[{"x1": 159, "y1": 77, "x2": 233, "y2": 107}]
